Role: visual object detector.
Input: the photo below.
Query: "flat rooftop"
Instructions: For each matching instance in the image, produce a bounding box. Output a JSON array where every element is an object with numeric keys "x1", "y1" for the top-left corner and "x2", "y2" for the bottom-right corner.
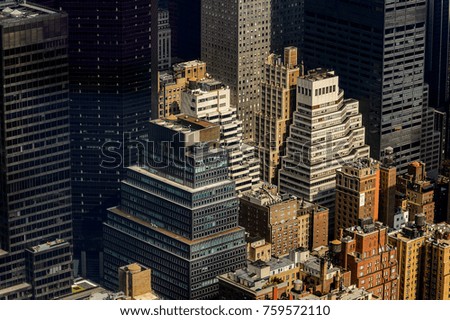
[
  {"x1": 302, "y1": 68, "x2": 336, "y2": 81},
  {"x1": 27, "y1": 239, "x2": 68, "y2": 253},
  {"x1": 152, "y1": 114, "x2": 217, "y2": 132},
  {"x1": 173, "y1": 60, "x2": 206, "y2": 70},
  {"x1": 0, "y1": 3, "x2": 56, "y2": 24}
]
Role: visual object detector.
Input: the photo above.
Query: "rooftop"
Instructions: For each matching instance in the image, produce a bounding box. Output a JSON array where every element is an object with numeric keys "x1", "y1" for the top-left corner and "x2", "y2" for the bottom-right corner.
[
  {"x1": 26, "y1": 239, "x2": 68, "y2": 253},
  {"x1": 302, "y1": 68, "x2": 336, "y2": 81},
  {"x1": 303, "y1": 256, "x2": 340, "y2": 275},
  {"x1": 241, "y1": 184, "x2": 297, "y2": 207},
  {"x1": 152, "y1": 114, "x2": 218, "y2": 132},
  {"x1": 0, "y1": 3, "x2": 56, "y2": 24},
  {"x1": 173, "y1": 60, "x2": 206, "y2": 71}
]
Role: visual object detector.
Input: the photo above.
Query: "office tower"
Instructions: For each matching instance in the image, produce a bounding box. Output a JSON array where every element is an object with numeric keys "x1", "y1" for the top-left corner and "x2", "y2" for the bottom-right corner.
[
  {"x1": 271, "y1": 0, "x2": 304, "y2": 54},
  {"x1": 33, "y1": 0, "x2": 153, "y2": 280},
  {"x1": 379, "y1": 148, "x2": 397, "y2": 228},
  {"x1": 340, "y1": 221, "x2": 399, "y2": 300},
  {"x1": 422, "y1": 222, "x2": 450, "y2": 300},
  {"x1": 239, "y1": 185, "x2": 310, "y2": 257},
  {"x1": 158, "y1": 60, "x2": 207, "y2": 118},
  {"x1": 304, "y1": 0, "x2": 440, "y2": 174},
  {"x1": 158, "y1": 9, "x2": 171, "y2": 71},
  {"x1": 201, "y1": 0, "x2": 271, "y2": 140},
  {"x1": 396, "y1": 161, "x2": 435, "y2": 223},
  {"x1": 425, "y1": 0, "x2": 450, "y2": 112},
  {"x1": 388, "y1": 215, "x2": 428, "y2": 300},
  {"x1": 180, "y1": 78, "x2": 260, "y2": 193},
  {"x1": 103, "y1": 115, "x2": 246, "y2": 299},
  {"x1": 256, "y1": 47, "x2": 302, "y2": 185},
  {"x1": 335, "y1": 159, "x2": 380, "y2": 237},
  {"x1": 168, "y1": 0, "x2": 201, "y2": 61},
  {"x1": 279, "y1": 69, "x2": 370, "y2": 234},
  {"x1": 0, "y1": 3, "x2": 73, "y2": 299}
]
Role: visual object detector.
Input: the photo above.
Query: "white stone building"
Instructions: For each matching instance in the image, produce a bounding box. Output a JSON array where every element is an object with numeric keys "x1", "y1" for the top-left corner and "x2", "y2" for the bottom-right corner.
[
  {"x1": 180, "y1": 78, "x2": 260, "y2": 193},
  {"x1": 279, "y1": 69, "x2": 370, "y2": 212}
]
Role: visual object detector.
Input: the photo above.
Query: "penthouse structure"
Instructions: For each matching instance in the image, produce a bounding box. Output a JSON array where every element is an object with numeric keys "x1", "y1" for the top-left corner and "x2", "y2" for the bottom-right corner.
[{"x1": 103, "y1": 115, "x2": 246, "y2": 299}]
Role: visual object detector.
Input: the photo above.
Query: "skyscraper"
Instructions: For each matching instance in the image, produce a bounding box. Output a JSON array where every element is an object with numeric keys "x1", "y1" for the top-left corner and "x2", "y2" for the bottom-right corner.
[
  {"x1": 168, "y1": 0, "x2": 201, "y2": 61},
  {"x1": 103, "y1": 115, "x2": 246, "y2": 299},
  {"x1": 304, "y1": 0, "x2": 439, "y2": 174},
  {"x1": 256, "y1": 47, "x2": 301, "y2": 185},
  {"x1": 0, "y1": 2, "x2": 73, "y2": 300},
  {"x1": 271, "y1": 0, "x2": 304, "y2": 54},
  {"x1": 201, "y1": 0, "x2": 271, "y2": 140},
  {"x1": 33, "y1": 0, "x2": 153, "y2": 280},
  {"x1": 278, "y1": 69, "x2": 370, "y2": 234},
  {"x1": 180, "y1": 78, "x2": 260, "y2": 193},
  {"x1": 425, "y1": 0, "x2": 450, "y2": 111}
]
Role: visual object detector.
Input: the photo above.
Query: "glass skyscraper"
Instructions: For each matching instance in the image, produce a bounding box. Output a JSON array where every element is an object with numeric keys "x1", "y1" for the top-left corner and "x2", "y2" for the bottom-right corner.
[
  {"x1": 304, "y1": 0, "x2": 440, "y2": 174},
  {"x1": 0, "y1": 2, "x2": 73, "y2": 300},
  {"x1": 33, "y1": 0, "x2": 153, "y2": 279}
]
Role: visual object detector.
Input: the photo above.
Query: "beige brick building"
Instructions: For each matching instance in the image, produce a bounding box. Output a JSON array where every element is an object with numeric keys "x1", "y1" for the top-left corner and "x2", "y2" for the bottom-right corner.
[
  {"x1": 157, "y1": 60, "x2": 206, "y2": 118},
  {"x1": 256, "y1": 47, "x2": 302, "y2": 184}
]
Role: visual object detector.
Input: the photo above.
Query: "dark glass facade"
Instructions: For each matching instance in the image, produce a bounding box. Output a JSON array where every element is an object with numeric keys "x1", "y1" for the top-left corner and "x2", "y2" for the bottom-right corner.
[
  {"x1": 271, "y1": 0, "x2": 304, "y2": 55},
  {"x1": 426, "y1": 0, "x2": 450, "y2": 111},
  {"x1": 0, "y1": 3, "x2": 72, "y2": 300},
  {"x1": 304, "y1": 0, "x2": 434, "y2": 173},
  {"x1": 103, "y1": 116, "x2": 246, "y2": 299},
  {"x1": 168, "y1": 0, "x2": 201, "y2": 61},
  {"x1": 32, "y1": 0, "x2": 153, "y2": 280},
  {"x1": 426, "y1": 0, "x2": 450, "y2": 158}
]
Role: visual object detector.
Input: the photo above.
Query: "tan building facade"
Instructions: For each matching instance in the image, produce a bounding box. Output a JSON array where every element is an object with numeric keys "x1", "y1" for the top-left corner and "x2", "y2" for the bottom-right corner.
[
  {"x1": 422, "y1": 223, "x2": 450, "y2": 300},
  {"x1": 256, "y1": 47, "x2": 302, "y2": 184},
  {"x1": 239, "y1": 185, "x2": 307, "y2": 257},
  {"x1": 157, "y1": 60, "x2": 207, "y2": 118},
  {"x1": 388, "y1": 217, "x2": 427, "y2": 300},
  {"x1": 397, "y1": 161, "x2": 435, "y2": 223}
]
